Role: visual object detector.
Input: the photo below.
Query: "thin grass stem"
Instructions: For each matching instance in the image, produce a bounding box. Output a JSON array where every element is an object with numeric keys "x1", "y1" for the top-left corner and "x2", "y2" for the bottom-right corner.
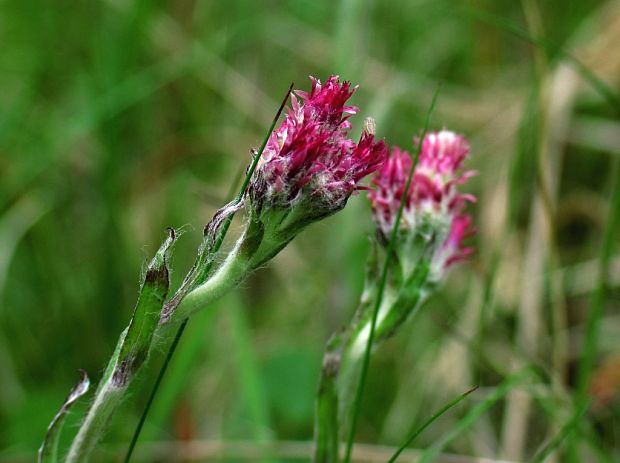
[
  {"x1": 122, "y1": 83, "x2": 293, "y2": 462},
  {"x1": 342, "y1": 85, "x2": 441, "y2": 463},
  {"x1": 529, "y1": 401, "x2": 589, "y2": 463},
  {"x1": 387, "y1": 387, "x2": 477, "y2": 463},
  {"x1": 122, "y1": 320, "x2": 188, "y2": 463},
  {"x1": 575, "y1": 158, "x2": 620, "y2": 401},
  {"x1": 419, "y1": 369, "x2": 532, "y2": 463}
]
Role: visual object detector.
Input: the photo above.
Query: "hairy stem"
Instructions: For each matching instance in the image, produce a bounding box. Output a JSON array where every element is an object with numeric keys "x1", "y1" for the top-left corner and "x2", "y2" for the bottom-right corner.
[
  {"x1": 65, "y1": 331, "x2": 126, "y2": 463},
  {"x1": 167, "y1": 232, "x2": 253, "y2": 324},
  {"x1": 66, "y1": 232, "x2": 249, "y2": 462},
  {"x1": 313, "y1": 247, "x2": 431, "y2": 459},
  {"x1": 314, "y1": 336, "x2": 344, "y2": 463}
]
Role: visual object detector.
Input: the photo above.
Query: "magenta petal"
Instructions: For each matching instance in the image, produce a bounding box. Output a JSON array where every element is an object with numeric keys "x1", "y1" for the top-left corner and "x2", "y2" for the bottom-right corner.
[
  {"x1": 368, "y1": 130, "x2": 476, "y2": 270},
  {"x1": 252, "y1": 75, "x2": 387, "y2": 210}
]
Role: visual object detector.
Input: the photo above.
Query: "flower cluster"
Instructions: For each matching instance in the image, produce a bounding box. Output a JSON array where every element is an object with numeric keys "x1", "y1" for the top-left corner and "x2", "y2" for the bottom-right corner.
[
  {"x1": 368, "y1": 130, "x2": 475, "y2": 275},
  {"x1": 249, "y1": 76, "x2": 387, "y2": 215}
]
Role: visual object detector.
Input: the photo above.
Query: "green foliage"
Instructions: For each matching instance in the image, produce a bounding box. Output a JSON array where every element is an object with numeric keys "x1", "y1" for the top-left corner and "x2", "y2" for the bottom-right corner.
[{"x1": 1, "y1": 0, "x2": 619, "y2": 461}]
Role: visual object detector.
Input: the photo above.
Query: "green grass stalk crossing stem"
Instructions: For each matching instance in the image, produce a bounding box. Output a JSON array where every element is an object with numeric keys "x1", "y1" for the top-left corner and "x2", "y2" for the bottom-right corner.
[
  {"x1": 123, "y1": 83, "x2": 294, "y2": 462},
  {"x1": 342, "y1": 85, "x2": 441, "y2": 463}
]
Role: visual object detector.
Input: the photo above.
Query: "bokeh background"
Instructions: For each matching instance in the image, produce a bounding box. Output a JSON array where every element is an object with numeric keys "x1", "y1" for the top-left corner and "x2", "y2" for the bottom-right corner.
[{"x1": 1, "y1": 0, "x2": 619, "y2": 461}]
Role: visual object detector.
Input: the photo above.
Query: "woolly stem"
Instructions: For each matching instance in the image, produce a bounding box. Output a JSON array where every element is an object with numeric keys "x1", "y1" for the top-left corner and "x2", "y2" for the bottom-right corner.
[
  {"x1": 168, "y1": 231, "x2": 254, "y2": 324},
  {"x1": 65, "y1": 331, "x2": 126, "y2": 463},
  {"x1": 337, "y1": 295, "x2": 416, "y2": 438},
  {"x1": 313, "y1": 252, "x2": 430, "y2": 458},
  {"x1": 314, "y1": 336, "x2": 344, "y2": 463},
  {"x1": 66, "y1": 380, "x2": 124, "y2": 462},
  {"x1": 66, "y1": 232, "x2": 250, "y2": 463}
]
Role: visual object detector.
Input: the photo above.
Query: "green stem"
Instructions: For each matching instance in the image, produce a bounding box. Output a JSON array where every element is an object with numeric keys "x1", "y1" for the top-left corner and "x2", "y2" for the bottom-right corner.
[
  {"x1": 66, "y1": 230, "x2": 174, "y2": 463},
  {"x1": 167, "y1": 232, "x2": 253, "y2": 324},
  {"x1": 122, "y1": 84, "x2": 293, "y2": 462},
  {"x1": 65, "y1": 331, "x2": 127, "y2": 463},
  {"x1": 312, "y1": 236, "x2": 432, "y2": 460},
  {"x1": 314, "y1": 336, "x2": 344, "y2": 463},
  {"x1": 122, "y1": 319, "x2": 188, "y2": 463},
  {"x1": 338, "y1": 297, "x2": 424, "y2": 438},
  {"x1": 66, "y1": 380, "x2": 125, "y2": 462},
  {"x1": 342, "y1": 86, "x2": 440, "y2": 463},
  {"x1": 66, "y1": 232, "x2": 248, "y2": 463}
]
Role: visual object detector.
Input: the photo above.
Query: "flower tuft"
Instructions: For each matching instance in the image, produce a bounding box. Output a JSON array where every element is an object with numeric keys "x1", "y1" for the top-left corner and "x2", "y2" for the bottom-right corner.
[
  {"x1": 250, "y1": 76, "x2": 387, "y2": 214},
  {"x1": 368, "y1": 130, "x2": 475, "y2": 276}
]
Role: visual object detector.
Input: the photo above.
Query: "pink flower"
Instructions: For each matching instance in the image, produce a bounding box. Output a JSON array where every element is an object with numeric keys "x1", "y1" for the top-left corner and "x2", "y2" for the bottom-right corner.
[
  {"x1": 438, "y1": 213, "x2": 474, "y2": 270},
  {"x1": 250, "y1": 76, "x2": 387, "y2": 213},
  {"x1": 368, "y1": 130, "x2": 475, "y2": 273}
]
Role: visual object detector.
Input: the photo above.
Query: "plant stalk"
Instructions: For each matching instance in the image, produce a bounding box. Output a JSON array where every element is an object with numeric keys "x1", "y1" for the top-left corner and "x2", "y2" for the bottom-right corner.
[
  {"x1": 66, "y1": 235, "x2": 249, "y2": 462},
  {"x1": 314, "y1": 336, "x2": 344, "y2": 463},
  {"x1": 66, "y1": 331, "x2": 127, "y2": 462},
  {"x1": 167, "y1": 236, "x2": 252, "y2": 324}
]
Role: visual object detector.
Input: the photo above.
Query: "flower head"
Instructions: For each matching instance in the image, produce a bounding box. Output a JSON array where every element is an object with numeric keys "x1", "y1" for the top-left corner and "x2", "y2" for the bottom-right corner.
[
  {"x1": 368, "y1": 130, "x2": 475, "y2": 277},
  {"x1": 241, "y1": 76, "x2": 387, "y2": 268},
  {"x1": 249, "y1": 76, "x2": 387, "y2": 215}
]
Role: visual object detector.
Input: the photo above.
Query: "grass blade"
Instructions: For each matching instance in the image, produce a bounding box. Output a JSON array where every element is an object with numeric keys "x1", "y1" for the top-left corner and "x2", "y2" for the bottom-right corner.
[
  {"x1": 123, "y1": 82, "x2": 293, "y2": 463},
  {"x1": 142, "y1": 159, "x2": 250, "y2": 438},
  {"x1": 418, "y1": 369, "x2": 532, "y2": 463},
  {"x1": 342, "y1": 85, "x2": 441, "y2": 463},
  {"x1": 459, "y1": 7, "x2": 620, "y2": 116},
  {"x1": 530, "y1": 401, "x2": 589, "y2": 463},
  {"x1": 229, "y1": 297, "x2": 274, "y2": 448},
  {"x1": 387, "y1": 387, "x2": 477, "y2": 463},
  {"x1": 575, "y1": 158, "x2": 620, "y2": 402},
  {"x1": 562, "y1": 158, "x2": 620, "y2": 460},
  {"x1": 122, "y1": 320, "x2": 188, "y2": 463}
]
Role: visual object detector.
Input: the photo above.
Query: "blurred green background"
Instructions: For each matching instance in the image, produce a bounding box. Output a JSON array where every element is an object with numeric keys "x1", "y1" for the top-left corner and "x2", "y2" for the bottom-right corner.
[{"x1": 1, "y1": 0, "x2": 619, "y2": 461}]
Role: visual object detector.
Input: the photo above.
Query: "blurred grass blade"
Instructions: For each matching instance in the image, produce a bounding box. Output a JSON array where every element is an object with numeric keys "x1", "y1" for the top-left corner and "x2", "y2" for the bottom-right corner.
[
  {"x1": 343, "y1": 84, "x2": 441, "y2": 463},
  {"x1": 418, "y1": 369, "x2": 531, "y2": 463},
  {"x1": 38, "y1": 370, "x2": 90, "y2": 463},
  {"x1": 576, "y1": 159, "x2": 620, "y2": 402},
  {"x1": 530, "y1": 401, "x2": 589, "y2": 463},
  {"x1": 508, "y1": 83, "x2": 541, "y2": 228},
  {"x1": 333, "y1": 0, "x2": 364, "y2": 76},
  {"x1": 0, "y1": 193, "x2": 53, "y2": 409},
  {"x1": 124, "y1": 82, "x2": 294, "y2": 463},
  {"x1": 563, "y1": 57, "x2": 620, "y2": 116},
  {"x1": 459, "y1": 7, "x2": 620, "y2": 116},
  {"x1": 579, "y1": 421, "x2": 615, "y2": 463},
  {"x1": 228, "y1": 298, "x2": 275, "y2": 463},
  {"x1": 387, "y1": 387, "x2": 477, "y2": 463}
]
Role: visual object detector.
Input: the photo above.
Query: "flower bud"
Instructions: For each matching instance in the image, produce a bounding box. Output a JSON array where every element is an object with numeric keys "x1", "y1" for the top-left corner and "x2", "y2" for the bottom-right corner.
[
  {"x1": 368, "y1": 130, "x2": 475, "y2": 282},
  {"x1": 166, "y1": 78, "x2": 387, "y2": 324},
  {"x1": 245, "y1": 76, "x2": 388, "y2": 267}
]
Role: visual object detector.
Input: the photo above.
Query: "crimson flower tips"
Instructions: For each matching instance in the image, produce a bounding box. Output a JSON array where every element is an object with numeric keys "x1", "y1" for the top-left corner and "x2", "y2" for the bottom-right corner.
[
  {"x1": 244, "y1": 76, "x2": 388, "y2": 266},
  {"x1": 368, "y1": 130, "x2": 475, "y2": 282}
]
